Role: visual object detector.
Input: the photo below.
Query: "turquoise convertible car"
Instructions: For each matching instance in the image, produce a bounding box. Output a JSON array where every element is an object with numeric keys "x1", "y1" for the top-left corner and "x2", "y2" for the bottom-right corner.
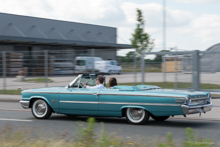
[{"x1": 20, "y1": 74, "x2": 213, "y2": 124}]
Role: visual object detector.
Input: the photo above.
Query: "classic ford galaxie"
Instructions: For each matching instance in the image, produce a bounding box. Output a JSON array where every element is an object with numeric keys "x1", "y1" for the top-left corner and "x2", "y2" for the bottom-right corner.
[{"x1": 20, "y1": 74, "x2": 213, "y2": 124}]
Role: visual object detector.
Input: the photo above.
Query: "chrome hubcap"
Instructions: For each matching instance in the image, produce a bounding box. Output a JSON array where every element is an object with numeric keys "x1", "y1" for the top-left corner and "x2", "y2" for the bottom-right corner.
[
  {"x1": 129, "y1": 108, "x2": 144, "y2": 120},
  {"x1": 35, "y1": 101, "x2": 46, "y2": 115}
]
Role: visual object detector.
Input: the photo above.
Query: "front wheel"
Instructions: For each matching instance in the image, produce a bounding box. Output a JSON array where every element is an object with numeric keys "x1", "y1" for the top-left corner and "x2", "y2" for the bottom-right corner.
[
  {"x1": 126, "y1": 108, "x2": 149, "y2": 124},
  {"x1": 31, "y1": 99, "x2": 52, "y2": 119},
  {"x1": 151, "y1": 115, "x2": 170, "y2": 121}
]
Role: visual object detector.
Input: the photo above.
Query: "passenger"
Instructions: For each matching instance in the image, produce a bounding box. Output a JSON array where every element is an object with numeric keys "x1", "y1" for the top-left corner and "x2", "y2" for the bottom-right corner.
[
  {"x1": 109, "y1": 77, "x2": 117, "y2": 89},
  {"x1": 81, "y1": 75, "x2": 106, "y2": 89}
]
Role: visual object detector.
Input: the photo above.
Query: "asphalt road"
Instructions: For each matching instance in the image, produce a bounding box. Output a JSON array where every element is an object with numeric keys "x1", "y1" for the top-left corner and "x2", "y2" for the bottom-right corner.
[{"x1": 0, "y1": 102, "x2": 220, "y2": 145}]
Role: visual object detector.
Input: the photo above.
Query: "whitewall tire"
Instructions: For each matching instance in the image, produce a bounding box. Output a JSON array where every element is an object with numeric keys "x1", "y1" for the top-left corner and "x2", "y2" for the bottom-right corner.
[
  {"x1": 126, "y1": 108, "x2": 149, "y2": 124},
  {"x1": 31, "y1": 99, "x2": 52, "y2": 119}
]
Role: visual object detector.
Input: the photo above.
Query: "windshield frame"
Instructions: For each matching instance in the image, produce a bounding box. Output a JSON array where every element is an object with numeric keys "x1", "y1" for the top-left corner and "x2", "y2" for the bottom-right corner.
[{"x1": 65, "y1": 74, "x2": 83, "y2": 88}]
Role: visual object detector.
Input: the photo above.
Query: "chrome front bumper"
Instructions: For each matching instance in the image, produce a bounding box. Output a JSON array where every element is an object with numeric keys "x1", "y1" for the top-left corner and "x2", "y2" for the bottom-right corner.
[
  {"x1": 181, "y1": 102, "x2": 213, "y2": 115},
  {"x1": 20, "y1": 101, "x2": 30, "y2": 109}
]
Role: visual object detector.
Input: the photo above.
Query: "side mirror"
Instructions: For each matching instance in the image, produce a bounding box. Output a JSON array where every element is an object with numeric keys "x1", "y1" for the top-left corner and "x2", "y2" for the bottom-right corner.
[{"x1": 68, "y1": 84, "x2": 70, "y2": 88}]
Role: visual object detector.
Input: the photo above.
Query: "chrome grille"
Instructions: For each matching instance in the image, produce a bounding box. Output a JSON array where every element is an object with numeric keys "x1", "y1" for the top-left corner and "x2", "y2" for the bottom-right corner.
[
  {"x1": 191, "y1": 99, "x2": 207, "y2": 104},
  {"x1": 190, "y1": 95, "x2": 207, "y2": 99}
]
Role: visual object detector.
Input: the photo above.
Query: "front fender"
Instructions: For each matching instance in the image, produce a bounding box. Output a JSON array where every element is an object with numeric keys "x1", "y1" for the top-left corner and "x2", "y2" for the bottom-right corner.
[{"x1": 29, "y1": 96, "x2": 52, "y2": 108}]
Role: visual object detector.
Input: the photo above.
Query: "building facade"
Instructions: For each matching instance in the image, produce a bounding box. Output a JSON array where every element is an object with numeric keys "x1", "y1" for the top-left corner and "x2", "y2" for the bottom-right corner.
[{"x1": 0, "y1": 13, "x2": 132, "y2": 75}]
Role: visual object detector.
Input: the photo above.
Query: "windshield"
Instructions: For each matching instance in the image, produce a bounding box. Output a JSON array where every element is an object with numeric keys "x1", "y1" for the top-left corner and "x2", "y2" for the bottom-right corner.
[
  {"x1": 80, "y1": 74, "x2": 97, "y2": 86},
  {"x1": 66, "y1": 74, "x2": 97, "y2": 88},
  {"x1": 76, "y1": 60, "x2": 86, "y2": 66}
]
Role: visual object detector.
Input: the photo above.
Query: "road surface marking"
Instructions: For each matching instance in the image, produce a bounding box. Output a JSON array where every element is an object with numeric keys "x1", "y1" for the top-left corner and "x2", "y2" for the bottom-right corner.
[
  {"x1": 0, "y1": 118, "x2": 32, "y2": 122},
  {"x1": 169, "y1": 117, "x2": 220, "y2": 122},
  {"x1": 0, "y1": 108, "x2": 30, "y2": 112}
]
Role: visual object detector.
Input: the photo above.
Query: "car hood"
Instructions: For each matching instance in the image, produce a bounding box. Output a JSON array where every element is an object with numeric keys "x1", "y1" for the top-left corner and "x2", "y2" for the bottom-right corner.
[{"x1": 22, "y1": 87, "x2": 65, "y2": 93}]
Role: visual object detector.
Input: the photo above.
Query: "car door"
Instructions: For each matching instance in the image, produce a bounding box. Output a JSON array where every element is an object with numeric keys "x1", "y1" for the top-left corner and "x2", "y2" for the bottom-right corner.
[{"x1": 59, "y1": 88, "x2": 100, "y2": 115}]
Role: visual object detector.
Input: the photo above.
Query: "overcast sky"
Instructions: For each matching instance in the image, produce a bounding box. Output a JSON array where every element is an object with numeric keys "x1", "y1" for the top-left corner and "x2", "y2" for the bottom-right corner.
[{"x1": 1, "y1": 0, "x2": 220, "y2": 56}]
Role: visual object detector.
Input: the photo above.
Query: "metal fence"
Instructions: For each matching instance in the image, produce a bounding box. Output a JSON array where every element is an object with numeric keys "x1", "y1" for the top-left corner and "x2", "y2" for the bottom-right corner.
[
  {"x1": 0, "y1": 49, "x2": 91, "y2": 91},
  {"x1": 141, "y1": 50, "x2": 220, "y2": 92},
  {"x1": 1, "y1": 50, "x2": 220, "y2": 93}
]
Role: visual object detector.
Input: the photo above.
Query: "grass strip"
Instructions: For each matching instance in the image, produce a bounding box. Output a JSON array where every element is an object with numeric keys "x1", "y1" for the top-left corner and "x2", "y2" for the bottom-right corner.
[
  {"x1": 0, "y1": 89, "x2": 22, "y2": 95},
  {"x1": 24, "y1": 78, "x2": 53, "y2": 83},
  {"x1": 122, "y1": 68, "x2": 162, "y2": 72}
]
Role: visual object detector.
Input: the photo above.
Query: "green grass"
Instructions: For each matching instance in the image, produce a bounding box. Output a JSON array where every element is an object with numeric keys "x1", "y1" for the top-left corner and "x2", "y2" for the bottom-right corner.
[
  {"x1": 0, "y1": 89, "x2": 22, "y2": 95},
  {"x1": 25, "y1": 78, "x2": 53, "y2": 83},
  {"x1": 0, "y1": 118, "x2": 216, "y2": 147},
  {"x1": 122, "y1": 68, "x2": 162, "y2": 72}
]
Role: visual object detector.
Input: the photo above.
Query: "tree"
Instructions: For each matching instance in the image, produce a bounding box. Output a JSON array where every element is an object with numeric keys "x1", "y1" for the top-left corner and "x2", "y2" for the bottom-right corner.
[
  {"x1": 153, "y1": 50, "x2": 170, "y2": 62},
  {"x1": 126, "y1": 51, "x2": 135, "y2": 59},
  {"x1": 130, "y1": 9, "x2": 154, "y2": 57}
]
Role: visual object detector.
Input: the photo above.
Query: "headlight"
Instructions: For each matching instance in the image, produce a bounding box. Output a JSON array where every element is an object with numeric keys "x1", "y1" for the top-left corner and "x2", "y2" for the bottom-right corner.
[
  {"x1": 206, "y1": 93, "x2": 211, "y2": 103},
  {"x1": 186, "y1": 95, "x2": 191, "y2": 104}
]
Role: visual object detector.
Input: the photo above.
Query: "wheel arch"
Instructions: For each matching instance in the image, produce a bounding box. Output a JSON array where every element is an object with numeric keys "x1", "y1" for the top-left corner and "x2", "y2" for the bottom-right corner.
[
  {"x1": 120, "y1": 106, "x2": 151, "y2": 117},
  {"x1": 29, "y1": 96, "x2": 54, "y2": 113}
]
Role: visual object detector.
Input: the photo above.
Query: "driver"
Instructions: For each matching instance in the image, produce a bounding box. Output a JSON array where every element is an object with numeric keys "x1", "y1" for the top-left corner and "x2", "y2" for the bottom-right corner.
[{"x1": 81, "y1": 75, "x2": 106, "y2": 89}]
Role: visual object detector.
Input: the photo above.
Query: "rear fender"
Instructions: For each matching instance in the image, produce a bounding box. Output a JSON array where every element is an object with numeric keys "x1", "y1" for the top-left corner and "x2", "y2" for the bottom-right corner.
[{"x1": 121, "y1": 106, "x2": 151, "y2": 113}]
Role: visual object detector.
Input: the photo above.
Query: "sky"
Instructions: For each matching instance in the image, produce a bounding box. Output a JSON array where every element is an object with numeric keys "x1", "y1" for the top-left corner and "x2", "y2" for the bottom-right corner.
[{"x1": 0, "y1": 0, "x2": 220, "y2": 56}]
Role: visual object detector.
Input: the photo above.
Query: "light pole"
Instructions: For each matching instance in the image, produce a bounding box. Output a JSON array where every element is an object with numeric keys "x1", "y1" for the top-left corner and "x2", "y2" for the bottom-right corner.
[
  {"x1": 163, "y1": 0, "x2": 166, "y2": 51},
  {"x1": 162, "y1": 0, "x2": 166, "y2": 83}
]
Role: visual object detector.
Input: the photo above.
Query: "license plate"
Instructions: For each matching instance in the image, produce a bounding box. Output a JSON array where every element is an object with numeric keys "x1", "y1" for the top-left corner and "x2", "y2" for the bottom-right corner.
[
  {"x1": 189, "y1": 109, "x2": 200, "y2": 113},
  {"x1": 203, "y1": 107, "x2": 211, "y2": 112},
  {"x1": 197, "y1": 100, "x2": 205, "y2": 103}
]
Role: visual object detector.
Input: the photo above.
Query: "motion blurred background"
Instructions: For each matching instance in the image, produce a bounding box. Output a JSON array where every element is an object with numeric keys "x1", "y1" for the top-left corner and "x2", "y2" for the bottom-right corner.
[{"x1": 1, "y1": 0, "x2": 220, "y2": 94}]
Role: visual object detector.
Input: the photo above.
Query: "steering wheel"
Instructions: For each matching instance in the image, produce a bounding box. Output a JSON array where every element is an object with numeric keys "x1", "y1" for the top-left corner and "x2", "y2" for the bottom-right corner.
[{"x1": 79, "y1": 83, "x2": 85, "y2": 88}]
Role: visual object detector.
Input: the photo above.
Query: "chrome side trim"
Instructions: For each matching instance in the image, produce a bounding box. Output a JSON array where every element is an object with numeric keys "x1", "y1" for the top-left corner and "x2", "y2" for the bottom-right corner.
[
  {"x1": 60, "y1": 92, "x2": 93, "y2": 95},
  {"x1": 20, "y1": 101, "x2": 30, "y2": 109},
  {"x1": 60, "y1": 101, "x2": 98, "y2": 104},
  {"x1": 100, "y1": 102, "x2": 180, "y2": 106},
  {"x1": 99, "y1": 93, "x2": 186, "y2": 99},
  {"x1": 60, "y1": 92, "x2": 186, "y2": 99},
  {"x1": 59, "y1": 101, "x2": 181, "y2": 106},
  {"x1": 22, "y1": 91, "x2": 59, "y2": 94}
]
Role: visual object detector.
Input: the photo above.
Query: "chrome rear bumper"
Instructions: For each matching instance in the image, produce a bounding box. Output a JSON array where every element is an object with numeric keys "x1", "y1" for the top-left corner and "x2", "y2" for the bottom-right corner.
[
  {"x1": 20, "y1": 101, "x2": 30, "y2": 109},
  {"x1": 181, "y1": 102, "x2": 213, "y2": 115}
]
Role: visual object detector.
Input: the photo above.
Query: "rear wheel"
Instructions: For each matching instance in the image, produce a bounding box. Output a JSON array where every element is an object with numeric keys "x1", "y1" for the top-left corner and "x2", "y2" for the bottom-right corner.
[
  {"x1": 151, "y1": 115, "x2": 169, "y2": 121},
  {"x1": 31, "y1": 99, "x2": 52, "y2": 119},
  {"x1": 126, "y1": 108, "x2": 149, "y2": 124}
]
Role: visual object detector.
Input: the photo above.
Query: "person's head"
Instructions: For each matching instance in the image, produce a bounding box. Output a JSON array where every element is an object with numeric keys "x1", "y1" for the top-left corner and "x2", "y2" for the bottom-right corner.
[
  {"x1": 109, "y1": 77, "x2": 117, "y2": 87},
  {"x1": 97, "y1": 75, "x2": 105, "y2": 85}
]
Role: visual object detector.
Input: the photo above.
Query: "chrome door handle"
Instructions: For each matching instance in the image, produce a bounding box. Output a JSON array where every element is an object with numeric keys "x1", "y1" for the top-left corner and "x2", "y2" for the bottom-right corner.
[{"x1": 92, "y1": 93, "x2": 99, "y2": 98}]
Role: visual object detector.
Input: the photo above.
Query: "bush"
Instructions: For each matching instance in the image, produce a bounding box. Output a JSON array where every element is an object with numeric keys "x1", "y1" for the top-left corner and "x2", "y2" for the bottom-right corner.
[{"x1": 0, "y1": 119, "x2": 215, "y2": 147}]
